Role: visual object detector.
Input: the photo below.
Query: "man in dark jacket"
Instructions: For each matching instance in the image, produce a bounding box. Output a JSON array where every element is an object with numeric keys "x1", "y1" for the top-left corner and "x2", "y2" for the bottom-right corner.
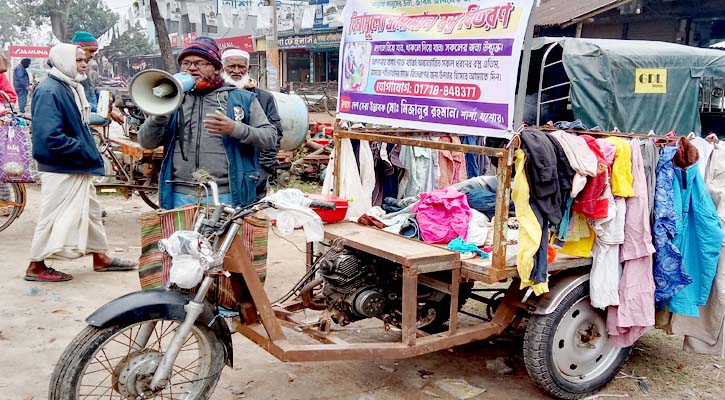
[
  {"x1": 25, "y1": 43, "x2": 136, "y2": 283},
  {"x1": 13, "y1": 58, "x2": 31, "y2": 113},
  {"x1": 221, "y1": 47, "x2": 283, "y2": 200},
  {"x1": 138, "y1": 38, "x2": 277, "y2": 209}
]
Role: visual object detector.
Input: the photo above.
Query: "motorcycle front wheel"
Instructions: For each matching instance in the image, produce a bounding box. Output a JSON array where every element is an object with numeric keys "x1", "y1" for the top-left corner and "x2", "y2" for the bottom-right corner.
[{"x1": 49, "y1": 318, "x2": 225, "y2": 400}]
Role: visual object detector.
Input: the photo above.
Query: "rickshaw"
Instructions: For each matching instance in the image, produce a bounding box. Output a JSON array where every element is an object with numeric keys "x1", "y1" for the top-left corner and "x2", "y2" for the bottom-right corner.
[{"x1": 47, "y1": 16, "x2": 725, "y2": 400}]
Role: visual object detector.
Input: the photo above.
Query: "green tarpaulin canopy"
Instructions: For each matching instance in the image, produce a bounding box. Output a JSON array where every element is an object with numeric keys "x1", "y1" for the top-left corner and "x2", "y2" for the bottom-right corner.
[{"x1": 533, "y1": 38, "x2": 725, "y2": 134}]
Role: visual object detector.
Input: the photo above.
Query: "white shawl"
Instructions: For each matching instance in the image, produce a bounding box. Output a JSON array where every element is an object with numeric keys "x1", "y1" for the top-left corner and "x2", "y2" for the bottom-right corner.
[{"x1": 47, "y1": 43, "x2": 91, "y2": 124}]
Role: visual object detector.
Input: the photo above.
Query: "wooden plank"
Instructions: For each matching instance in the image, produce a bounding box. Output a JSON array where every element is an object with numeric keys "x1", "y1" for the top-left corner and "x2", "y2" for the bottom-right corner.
[
  {"x1": 402, "y1": 269, "x2": 418, "y2": 346},
  {"x1": 414, "y1": 260, "x2": 461, "y2": 274},
  {"x1": 461, "y1": 255, "x2": 593, "y2": 283},
  {"x1": 418, "y1": 275, "x2": 452, "y2": 295},
  {"x1": 276, "y1": 320, "x2": 503, "y2": 362},
  {"x1": 335, "y1": 130, "x2": 506, "y2": 158},
  {"x1": 324, "y1": 222, "x2": 458, "y2": 267},
  {"x1": 237, "y1": 237, "x2": 286, "y2": 341},
  {"x1": 448, "y1": 268, "x2": 460, "y2": 336},
  {"x1": 490, "y1": 146, "x2": 513, "y2": 280}
]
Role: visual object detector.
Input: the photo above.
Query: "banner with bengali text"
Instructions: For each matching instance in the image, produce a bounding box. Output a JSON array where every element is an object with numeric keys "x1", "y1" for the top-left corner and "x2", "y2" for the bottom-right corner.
[{"x1": 337, "y1": 0, "x2": 534, "y2": 137}]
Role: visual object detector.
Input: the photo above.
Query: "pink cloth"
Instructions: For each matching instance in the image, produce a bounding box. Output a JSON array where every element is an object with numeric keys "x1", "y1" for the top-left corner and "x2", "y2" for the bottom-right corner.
[
  {"x1": 0, "y1": 73, "x2": 17, "y2": 103},
  {"x1": 438, "y1": 136, "x2": 467, "y2": 188},
  {"x1": 595, "y1": 138, "x2": 617, "y2": 166},
  {"x1": 414, "y1": 187, "x2": 472, "y2": 244},
  {"x1": 607, "y1": 139, "x2": 656, "y2": 347}
]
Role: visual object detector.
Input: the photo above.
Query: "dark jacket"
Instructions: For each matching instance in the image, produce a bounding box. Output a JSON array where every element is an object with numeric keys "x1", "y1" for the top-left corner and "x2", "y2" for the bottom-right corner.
[
  {"x1": 138, "y1": 87, "x2": 276, "y2": 209},
  {"x1": 520, "y1": 129, "x2": 566, "y2": 225},
  {"x1": 13, "y1": 65, "x2": 29, "y2": 91},
  {"x1": 543, "y1": 133, "x2": 575, "y2": 215},
  {"x1": 248, "y1": 87, "x2": 282, "y2": 171},
  {"x1": 30, "y1": 76, "x2": 105, "y2": 175}
]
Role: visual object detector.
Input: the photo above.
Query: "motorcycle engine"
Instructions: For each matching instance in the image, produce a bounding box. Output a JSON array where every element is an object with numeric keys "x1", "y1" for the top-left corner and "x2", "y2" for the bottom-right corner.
[{"x1": 318, "y1": 249, "x2": 388, "y2": 325}]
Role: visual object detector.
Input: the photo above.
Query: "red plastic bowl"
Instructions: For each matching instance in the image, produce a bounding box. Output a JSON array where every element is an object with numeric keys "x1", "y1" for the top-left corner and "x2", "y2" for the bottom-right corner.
[{"x1": 306, "y1": 194, "x2": 348, "y2": 223}]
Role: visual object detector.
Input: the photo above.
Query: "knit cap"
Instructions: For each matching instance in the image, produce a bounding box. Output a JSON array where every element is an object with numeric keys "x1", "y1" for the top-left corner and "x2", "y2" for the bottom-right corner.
[
  {"x1": 71, "y1": 31, "x2": 98, "y2": 48},
  {"x1": 178, "y1": 37, "x2": 222, "y2": 69}
]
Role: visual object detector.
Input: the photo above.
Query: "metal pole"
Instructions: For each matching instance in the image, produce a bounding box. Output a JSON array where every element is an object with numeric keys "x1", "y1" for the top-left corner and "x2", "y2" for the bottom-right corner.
[
  {"x1": 266, "y1": 0, "x2": 281, "y2": 92},
  {"x1": 512, "y1": 3, "x2": 538, "y2": 130}
]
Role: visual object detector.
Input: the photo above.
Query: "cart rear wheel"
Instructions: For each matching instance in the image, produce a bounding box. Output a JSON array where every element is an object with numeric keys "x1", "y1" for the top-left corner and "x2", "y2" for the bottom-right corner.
[{"x1": 523, "y1": 282, "x2": 630, "y2": 399}]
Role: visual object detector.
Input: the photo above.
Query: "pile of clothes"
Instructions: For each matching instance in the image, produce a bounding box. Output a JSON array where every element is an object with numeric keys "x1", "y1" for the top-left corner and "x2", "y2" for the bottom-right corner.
[{"x1": 322, "y1": 130, "x2": 725, "y2": 354}]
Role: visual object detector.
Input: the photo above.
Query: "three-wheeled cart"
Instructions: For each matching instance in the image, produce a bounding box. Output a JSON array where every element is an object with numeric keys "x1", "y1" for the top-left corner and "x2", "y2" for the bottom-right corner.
[{"x1": 224, "y1": 127, "x2": 629, "y2": 400}]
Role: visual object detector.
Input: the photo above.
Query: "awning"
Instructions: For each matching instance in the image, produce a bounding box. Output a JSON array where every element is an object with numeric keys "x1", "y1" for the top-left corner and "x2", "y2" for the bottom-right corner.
[{"x1": 535, "y1": 0, "x2": 635, "y2": 27}]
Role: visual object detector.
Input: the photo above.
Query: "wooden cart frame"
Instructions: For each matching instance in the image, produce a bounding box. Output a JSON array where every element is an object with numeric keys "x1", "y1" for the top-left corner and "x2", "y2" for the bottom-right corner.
[{"x1": 230, "y1": 126, "x2": 595, "y2": 363}]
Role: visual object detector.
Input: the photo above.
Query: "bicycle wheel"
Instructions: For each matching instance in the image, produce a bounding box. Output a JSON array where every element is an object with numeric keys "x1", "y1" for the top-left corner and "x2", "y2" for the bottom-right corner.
[{"x1": 0, "y1": 182, "x2": 25, "y2": 232}]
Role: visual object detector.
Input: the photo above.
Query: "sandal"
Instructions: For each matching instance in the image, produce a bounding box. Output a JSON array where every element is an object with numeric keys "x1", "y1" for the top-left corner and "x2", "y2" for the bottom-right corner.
[
  {"x1": 94, "y1": 258, "x2": 137, "y2": 272},
  {"x1": 24, "y1": 267, "x2": 73, "y2": 282}
]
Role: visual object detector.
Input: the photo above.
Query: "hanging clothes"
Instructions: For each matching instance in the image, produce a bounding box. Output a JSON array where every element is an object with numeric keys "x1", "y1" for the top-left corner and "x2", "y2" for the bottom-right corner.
[
  {"x1": 548, "y1": 130, "x2": 598, "y2": 198},
  {"x1": 653, "y1": 146, "x2": 686, "y2": 303},
  {"x1": 512, "y1": 149, "x2": 548, "y2": 295},
  {"x1": 370, "y1": 142, "x2": 395, "y2": 207},
  {"x1": 667, "y1": 144, "x2": 723, "y2": 317},
  {"x1": 321, "y1": 138, "x2": 375, "y2": 220},
  {"x1": 640, "y1": 139, "x2": 659, "y2": 223},
  {"x1": 590, "y1": 190, "x2": 627, "y2": 309},
  {"x1": 559, "y1": 212, "x2": 596, "y2": 257},
  {"x1": 671, "y1": 141, "x2": 725, "y2": 356},
  {"x1": 691, "y1": 136, "x2": 714, "y2": 178},
  {"x1": 587, "y1": 139, "x2": 624, "y2": 309},
  {"x1": 520, "y1": 129, "x2": 565, "y2": 225},
  {"x1": 399, "y1": 143, "x2": 440, "y2": 199},
  {"x1": 607, "y1": 139, "x2": 656, "y2": 347},
  {"x1": 573, "y1": 135, "x2": 610, "y2": 219},
  {"x1": 438, "y1": 135, "x2": 467, "y2": 188},
  {"x1": 604, "y1": 137, "x2": 635, "y2": 198}
]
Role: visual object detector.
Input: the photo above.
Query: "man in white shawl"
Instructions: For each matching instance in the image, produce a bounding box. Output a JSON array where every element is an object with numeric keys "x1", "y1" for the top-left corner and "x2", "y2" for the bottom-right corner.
[
  {"x1": 24, "y1": 43, "x2": 136, "y2": 282},
  {"x1": 221, "y1": 48, "x2": 282, "y2": 199}
]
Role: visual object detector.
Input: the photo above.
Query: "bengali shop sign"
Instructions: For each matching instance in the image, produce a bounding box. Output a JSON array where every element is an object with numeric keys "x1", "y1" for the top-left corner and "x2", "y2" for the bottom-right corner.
[{"x1": 337, "y1": 0, "x2": 534, "y2": 137}]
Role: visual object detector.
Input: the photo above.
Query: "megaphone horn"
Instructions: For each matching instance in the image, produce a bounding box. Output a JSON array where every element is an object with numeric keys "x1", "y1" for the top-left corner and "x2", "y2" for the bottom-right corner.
[{"x1": 128, "y1": 69, "x2": 196, "y2": 116}]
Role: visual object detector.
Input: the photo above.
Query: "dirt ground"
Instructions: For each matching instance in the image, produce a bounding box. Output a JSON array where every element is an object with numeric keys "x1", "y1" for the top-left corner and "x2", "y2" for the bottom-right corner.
[{"x1": 1, "y1": 188, "x2": 723, "y2": 399}]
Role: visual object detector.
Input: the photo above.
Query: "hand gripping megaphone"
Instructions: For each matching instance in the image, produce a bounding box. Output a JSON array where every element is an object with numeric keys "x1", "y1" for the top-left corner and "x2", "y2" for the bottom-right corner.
[{"x1": 128, "y1": 69, "x2": 196, "y2": 116}]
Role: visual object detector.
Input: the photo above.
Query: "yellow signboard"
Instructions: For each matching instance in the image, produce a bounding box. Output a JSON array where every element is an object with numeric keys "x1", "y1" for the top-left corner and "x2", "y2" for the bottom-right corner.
[{"x1": 635, "y1": 68, "x2": 667, "y2": 94}]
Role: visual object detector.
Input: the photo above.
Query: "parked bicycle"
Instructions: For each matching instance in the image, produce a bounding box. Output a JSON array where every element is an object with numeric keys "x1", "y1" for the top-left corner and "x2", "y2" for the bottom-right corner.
[
  {"x1": 0, "y1": 181, "x2": 26, "y2": 232},
  {"x1": 0, "y1": 95, "x2": 29, "y2": 233}
]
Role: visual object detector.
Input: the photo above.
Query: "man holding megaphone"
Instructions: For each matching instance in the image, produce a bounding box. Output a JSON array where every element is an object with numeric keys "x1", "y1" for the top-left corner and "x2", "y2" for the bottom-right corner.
[{"x1": 136, "y1": 37, "x2": 277, "y2": 209}]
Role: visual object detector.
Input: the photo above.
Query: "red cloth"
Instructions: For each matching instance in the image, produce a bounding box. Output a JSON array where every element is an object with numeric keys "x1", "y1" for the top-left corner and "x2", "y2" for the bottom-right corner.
[
  {"x1": 0, "y1": 73, "x2": 17, "y2": 103},
  {"x1": 572, "y1": 135, "x2": 609, "y2": 219}
]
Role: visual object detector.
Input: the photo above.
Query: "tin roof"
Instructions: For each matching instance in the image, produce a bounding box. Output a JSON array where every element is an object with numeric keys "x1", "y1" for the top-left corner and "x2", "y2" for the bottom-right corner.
[{"x1": 535, "y1": 0, "x2": 635, "y2": 27}]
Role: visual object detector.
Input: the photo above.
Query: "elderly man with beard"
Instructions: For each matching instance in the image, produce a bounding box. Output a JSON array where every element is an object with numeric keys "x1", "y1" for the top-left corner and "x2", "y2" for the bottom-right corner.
[
  {"x1": 221, "y1": 48, "x2": 282, "y2": 200},
  {"x1": 138, "y1": 38, "x2": 277, "y2": 209},
  {"x1": 25, "y1": 43, "x2": 137, "y2": 282}
]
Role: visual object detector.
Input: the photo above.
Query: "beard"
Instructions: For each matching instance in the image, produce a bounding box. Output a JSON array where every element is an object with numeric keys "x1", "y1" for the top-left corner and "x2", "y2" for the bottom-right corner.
[{"x1": 222, "y1": 72, "x2": 252, "y2": 89}]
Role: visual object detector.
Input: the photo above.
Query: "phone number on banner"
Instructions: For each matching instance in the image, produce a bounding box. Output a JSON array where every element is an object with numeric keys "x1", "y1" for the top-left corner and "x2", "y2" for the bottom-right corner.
[{"x1": 373, "y1": 80, "x2": 480, "y2": 100}]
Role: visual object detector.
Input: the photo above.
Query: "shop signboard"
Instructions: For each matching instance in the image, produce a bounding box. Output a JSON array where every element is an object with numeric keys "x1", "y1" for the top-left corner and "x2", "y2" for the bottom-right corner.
[
  {"x1": 8, "y1": 46, "x2": 51, "y2": 58},
  {"x1": 278, "y1": 35, "x2": 314, "y2": 50},
  {"x1": 217, "y1": 35, "x2": 255, "y2": 53},
  {"x1": 313, "y1": 31, "x2": 343, "y2": 49},
  {"x1": 337, "y1": 0, "x2": 535, "y2": 138}
]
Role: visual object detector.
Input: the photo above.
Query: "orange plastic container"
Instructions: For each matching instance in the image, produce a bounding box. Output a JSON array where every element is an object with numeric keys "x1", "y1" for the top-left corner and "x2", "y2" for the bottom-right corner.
[{"x1": 306, "y1": 194, "x2": 349, "y2": 223}]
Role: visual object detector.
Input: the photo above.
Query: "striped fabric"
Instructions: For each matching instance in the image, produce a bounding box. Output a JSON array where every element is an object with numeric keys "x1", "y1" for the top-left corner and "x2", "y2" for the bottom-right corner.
[{"x1": 137, "y1": 206, "x2": 270, "y2": 310}]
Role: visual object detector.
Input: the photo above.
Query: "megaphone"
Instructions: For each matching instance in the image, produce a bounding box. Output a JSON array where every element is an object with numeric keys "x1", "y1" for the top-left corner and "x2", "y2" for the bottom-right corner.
[{"x1": 128, "y1": 69, "x2": 196, "y2": 116}]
